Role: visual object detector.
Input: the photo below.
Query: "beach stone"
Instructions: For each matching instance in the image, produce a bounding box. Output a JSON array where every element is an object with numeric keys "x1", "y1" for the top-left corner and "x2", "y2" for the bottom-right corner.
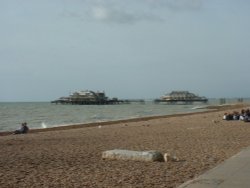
[
  {"x1": 163, "y1": 153, "x2": 180, "y2": 162},
  {"x1": 102, "y1": 149, "x2": 164, "y2": 162}
]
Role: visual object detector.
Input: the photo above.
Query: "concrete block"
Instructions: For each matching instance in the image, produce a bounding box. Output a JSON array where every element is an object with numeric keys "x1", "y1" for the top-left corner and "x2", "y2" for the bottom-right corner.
[{"x1": 102, "y1": 149, "x2": 164, "y2": 162}]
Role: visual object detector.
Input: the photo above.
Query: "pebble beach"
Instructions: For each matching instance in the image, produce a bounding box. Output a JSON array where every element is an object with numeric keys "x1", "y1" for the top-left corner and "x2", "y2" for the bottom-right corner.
[{"x1": 1, "y1": 104, "x2": 250, "y2": 188}]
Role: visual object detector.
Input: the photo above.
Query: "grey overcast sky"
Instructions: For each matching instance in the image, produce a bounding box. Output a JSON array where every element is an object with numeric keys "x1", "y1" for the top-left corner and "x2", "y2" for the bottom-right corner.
[{"x1": 1, "y1": 0, "x2": 250, "y2": 101}]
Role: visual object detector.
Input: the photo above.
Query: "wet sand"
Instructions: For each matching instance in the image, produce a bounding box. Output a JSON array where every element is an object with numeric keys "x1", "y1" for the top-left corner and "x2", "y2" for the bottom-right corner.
[{"x1": 1, "y1": 104, "x2": 250, "y2": 188}]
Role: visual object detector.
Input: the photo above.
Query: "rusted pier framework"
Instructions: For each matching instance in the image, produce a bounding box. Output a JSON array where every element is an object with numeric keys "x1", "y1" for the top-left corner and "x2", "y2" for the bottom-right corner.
[{"x1": 51, "y1": 90, "x2": 145, "y2": 105}]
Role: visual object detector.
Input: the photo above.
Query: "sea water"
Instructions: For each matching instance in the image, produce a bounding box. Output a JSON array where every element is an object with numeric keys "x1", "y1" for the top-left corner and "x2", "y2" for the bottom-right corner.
[{"x1": 0, "y1": 99, "x2": 248, "y2": 132}]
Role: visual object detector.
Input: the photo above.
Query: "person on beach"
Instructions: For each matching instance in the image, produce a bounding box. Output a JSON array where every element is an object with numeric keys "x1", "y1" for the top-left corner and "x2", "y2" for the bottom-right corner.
[
  {"x1": 13, "y1": 122, "x2": 29, "y2": 134},
  {"x1": 223, "y1": 109, "x2": 250, "y2": 122},
  {"x1": 243, "y1": 109, "x2": 250, "y2": 122}
]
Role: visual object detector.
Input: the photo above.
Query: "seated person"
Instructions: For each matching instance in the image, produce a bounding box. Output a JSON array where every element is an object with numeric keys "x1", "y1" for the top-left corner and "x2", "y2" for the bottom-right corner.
[
  {"x1": 14, "y1": 122, "x2": 29, "y2": 134},
  {"x1": 244, "y1": 115, "x2": 250, "y2": 122},
  {"x1": 233, "y1": 111, "x2": 240, "y2": 120},
  {"x1": 223, "y1": 113, "x2": 228, "y2": 120},
  {"x1": 223, "y1": 113, "x2": 233, "y2": 120}
]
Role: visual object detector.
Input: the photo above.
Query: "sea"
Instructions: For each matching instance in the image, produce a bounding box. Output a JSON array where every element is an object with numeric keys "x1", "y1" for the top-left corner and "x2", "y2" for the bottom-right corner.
[{"x1": 0, "y1": 98, "x2": 249, "y2": 132}]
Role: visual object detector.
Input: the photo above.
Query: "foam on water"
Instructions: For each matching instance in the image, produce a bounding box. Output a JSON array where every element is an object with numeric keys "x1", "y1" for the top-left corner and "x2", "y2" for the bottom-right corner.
[{"x1": 41, "y1": 122, "x2": 47, "y2": 128}]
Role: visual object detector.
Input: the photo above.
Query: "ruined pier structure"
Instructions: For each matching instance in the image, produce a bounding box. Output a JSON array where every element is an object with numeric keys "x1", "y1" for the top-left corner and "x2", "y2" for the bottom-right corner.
[
  {"x1": 154, "y1": 91, "x2": 208, "y2": 104},
  {"x1": 51, "y1": 90, "x2": 145, "y2": 105}
]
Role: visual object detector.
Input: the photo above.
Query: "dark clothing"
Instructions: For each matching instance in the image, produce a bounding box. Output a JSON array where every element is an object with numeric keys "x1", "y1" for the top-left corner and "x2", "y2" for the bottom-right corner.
[
  {"x1": 22, "y1": 125, "x2": 29, "y2": 133},
  {"x1": 14, "y1": 124, "x2": 29, "y2": 134}
]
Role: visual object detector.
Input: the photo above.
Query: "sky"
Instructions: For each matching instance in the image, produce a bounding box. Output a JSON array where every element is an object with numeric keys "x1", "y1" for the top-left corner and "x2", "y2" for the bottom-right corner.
[{"x1": 1, "y1": 0, "x2": 250, "y2": 101}]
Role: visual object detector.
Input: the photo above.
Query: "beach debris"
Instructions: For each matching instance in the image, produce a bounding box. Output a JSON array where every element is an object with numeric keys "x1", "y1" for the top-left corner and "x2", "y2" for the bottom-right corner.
[
  {"x1": 164, "y1": 153, "x2": 180, "y2": 162},
  {"x1": 164, "y1": 153, "x2": 171, "y2": 162},
  {"x1": 102, "y1": 149, "x2": 164, "y2": 162},
  {"x1": 98, "y1": 125, "x2": 102, "y2": 128}
]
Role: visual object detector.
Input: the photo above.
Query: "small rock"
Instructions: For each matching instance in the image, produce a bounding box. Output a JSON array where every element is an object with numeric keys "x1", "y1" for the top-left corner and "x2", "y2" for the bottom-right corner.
[{"x1": 164, "y1": 153, "x2": 180, "y2": 162}]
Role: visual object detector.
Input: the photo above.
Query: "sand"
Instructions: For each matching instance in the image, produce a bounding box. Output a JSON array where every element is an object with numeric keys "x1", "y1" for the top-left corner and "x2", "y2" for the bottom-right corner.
[{"x1": 1, "y1": 104, "x2": 250, "y2": 188}]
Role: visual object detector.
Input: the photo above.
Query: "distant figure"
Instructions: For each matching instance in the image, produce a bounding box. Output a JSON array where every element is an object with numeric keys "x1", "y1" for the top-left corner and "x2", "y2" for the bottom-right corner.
[
  {"x1": 223, "y1": 113, "x2": 228, "y2": 120},
  {"x1": 233, "y1": 111, "x2": 240, "y2": 120},
  {"x1": 224, "y1": 109, "x2": 250, "y2": 122},
  {"x1": 13, "y1": 122, "x2": 29, "y2": 134},
  {"x1": 223, "y1": 113, "x2": 233, "y2": 120}
]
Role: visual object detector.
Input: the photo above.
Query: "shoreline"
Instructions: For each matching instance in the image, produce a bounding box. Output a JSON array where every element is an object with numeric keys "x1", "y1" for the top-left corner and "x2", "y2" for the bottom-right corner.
[
  {"x1": 1, "y1": 103, "x2": 250, "y2": 187},
  {"x1": 0, "y1": 103, "x2": 247, "y2": 136}
]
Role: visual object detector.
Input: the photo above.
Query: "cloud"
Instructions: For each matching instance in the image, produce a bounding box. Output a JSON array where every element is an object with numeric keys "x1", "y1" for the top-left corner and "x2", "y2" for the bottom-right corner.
[
  {"x1": 62, "y1": 0, "x2": 203, "y2": 24},
  {"x1": 92, "y1": 7, "x2": 109, "y2": 21},
  {"x1": 90, "y1": 6, "x2": 162, "y2": 24},
  {"x1": 91, "y1": 6, "x2": 136, "y2": 23}
]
